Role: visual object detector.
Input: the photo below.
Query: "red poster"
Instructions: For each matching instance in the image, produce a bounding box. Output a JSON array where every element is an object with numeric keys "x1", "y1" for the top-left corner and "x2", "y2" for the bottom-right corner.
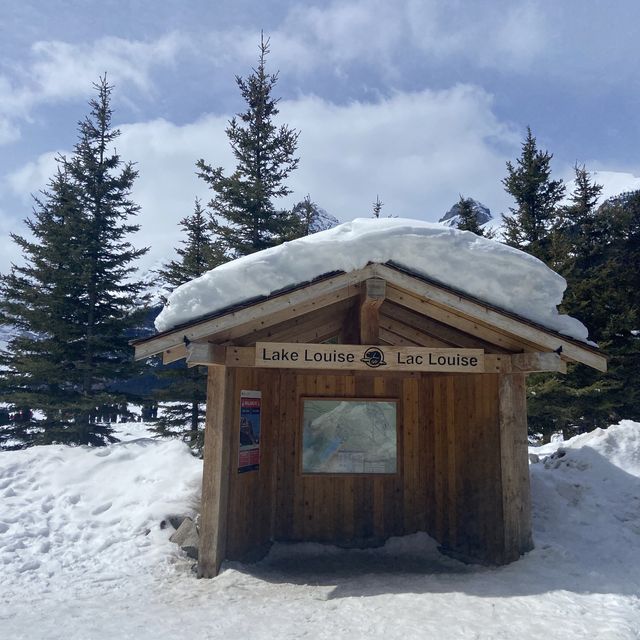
[{"x1": 238, "y1": 390, "x2": 261, "y2": 473}]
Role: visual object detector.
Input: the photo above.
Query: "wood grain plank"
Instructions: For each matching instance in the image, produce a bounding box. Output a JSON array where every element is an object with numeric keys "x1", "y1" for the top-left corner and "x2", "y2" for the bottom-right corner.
[{"x1": 197, "y1": 365, "x2": 235, "y2": 578}]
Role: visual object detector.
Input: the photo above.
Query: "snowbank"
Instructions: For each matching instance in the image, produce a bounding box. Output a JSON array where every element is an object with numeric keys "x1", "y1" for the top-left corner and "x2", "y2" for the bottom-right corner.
[
  {"x1": 0, "y1": 436, "x2": 202, "y2": 593},
  {"x1": 155, "y1": 217, "x2": 590, "y2": 342},
  {"x1": 2, "y1": 420, "x2": 639, "y2": 639},
  {"x1": 529, "y1": 420, "x2": 640, "y2": 560}
]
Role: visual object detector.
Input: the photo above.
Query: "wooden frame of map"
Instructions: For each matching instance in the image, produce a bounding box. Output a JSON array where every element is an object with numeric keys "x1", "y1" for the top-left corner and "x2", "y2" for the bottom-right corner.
[{"x1": 300, "y1": 397, "x2": 398, "y2": 475}]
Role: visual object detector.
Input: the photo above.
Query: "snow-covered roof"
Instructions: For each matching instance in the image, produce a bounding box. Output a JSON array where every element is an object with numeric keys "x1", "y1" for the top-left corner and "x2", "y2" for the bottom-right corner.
[{"x1": 155, "y1": 217, "x2": 590, "y2": 344}]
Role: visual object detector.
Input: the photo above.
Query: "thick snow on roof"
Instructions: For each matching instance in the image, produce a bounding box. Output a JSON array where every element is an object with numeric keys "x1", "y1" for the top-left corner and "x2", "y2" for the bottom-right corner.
[{"x1": 155, "y1": 217, "x2": 590, "y2": 343}]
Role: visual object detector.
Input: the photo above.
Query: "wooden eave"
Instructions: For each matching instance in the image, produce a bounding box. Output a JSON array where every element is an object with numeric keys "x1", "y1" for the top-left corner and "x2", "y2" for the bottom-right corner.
[{"x1": 131, "y1": 262, "x2": 607, "y2": 372}]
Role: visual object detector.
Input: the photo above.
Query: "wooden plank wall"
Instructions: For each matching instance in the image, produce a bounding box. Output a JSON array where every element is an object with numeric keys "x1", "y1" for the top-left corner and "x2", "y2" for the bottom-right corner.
[
  {"x1": 224, "y1": 368, "x2": 277, "y2": 559},
  {"x1": 224, "y1": 368, "x2": 520, "y2": 564}
]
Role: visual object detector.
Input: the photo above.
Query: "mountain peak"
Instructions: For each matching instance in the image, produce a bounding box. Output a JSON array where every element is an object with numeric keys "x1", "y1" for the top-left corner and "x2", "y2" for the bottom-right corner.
[{"x1": 439, "y1": 199, "x2": 492, "y2": 227}]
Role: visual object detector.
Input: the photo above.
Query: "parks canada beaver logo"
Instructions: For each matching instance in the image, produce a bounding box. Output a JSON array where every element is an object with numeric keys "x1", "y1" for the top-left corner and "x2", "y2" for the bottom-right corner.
[{"x1": 361, "y1": 347, "x2": 387, "y2": 368}]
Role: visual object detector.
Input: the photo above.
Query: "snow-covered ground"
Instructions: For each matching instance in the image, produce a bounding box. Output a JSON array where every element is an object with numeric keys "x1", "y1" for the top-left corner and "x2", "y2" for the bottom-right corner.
[{"x1": 1, "y1": 421, "x2": 639, "y2": 640}]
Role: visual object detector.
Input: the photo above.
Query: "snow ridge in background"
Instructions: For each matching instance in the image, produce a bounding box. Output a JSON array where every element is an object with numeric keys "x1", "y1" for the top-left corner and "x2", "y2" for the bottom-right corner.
[{"x1": 155, "y1": 218, "x2": 590, "y2": 343}]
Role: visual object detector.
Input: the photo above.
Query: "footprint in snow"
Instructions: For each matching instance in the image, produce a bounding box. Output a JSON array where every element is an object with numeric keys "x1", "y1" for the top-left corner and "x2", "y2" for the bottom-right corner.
[{"x1": 91, "y1": 502, "x2": 112, "y2": 515}]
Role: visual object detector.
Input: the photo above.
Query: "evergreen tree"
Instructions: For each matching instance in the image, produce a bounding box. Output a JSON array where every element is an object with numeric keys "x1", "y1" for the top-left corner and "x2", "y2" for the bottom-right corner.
[
  {"x1": 0, "y1": 76, "x2": 148, "y2": 448},
  {"x1": 502, "y1": 127, "x2": 565, "y2": 262},
  {"x1": 455, "y1": 196, "x2": 494, "y2": 237},
  {"x1": 527, "y1": 165, "x2": 603, "y2": 440},
  {"x1": 563, "y1": 190, "x2": 640, "y2": 429},
  {"x1": 528, "y1": 185, "x2": 640, "y2": 440},
  {"x1": 197, "y1": 34, "x2": 300, "y2": 257},
  {"x1": 156, "y1": 198, "x2": 226, "y2": 287},
  {"x1": 551, "y1": 163, "x2": 603, "y2": 272},
  {"x1": 372, "y1": 195, "x2": 384, "y2": 218},
  {"x1": 371, "y1": 195, "x2": 396, "y2": 219},
  {"x1": 152, "y1": 199, "x2": 227, "y2": 451}
]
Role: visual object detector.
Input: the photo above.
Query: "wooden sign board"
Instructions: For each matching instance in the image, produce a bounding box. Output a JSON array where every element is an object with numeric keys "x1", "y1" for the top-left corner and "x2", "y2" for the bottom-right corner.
[{"x1": 255, "y1": 342, "x2": 484, "y2": 373}]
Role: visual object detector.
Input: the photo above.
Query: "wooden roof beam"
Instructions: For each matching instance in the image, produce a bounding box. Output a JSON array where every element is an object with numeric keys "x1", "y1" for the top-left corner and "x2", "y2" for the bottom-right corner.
[
  {"x1": 133, "y1": 268, "x2": 370, "y2": 360},
  {"x1": 381, "y1": 301, "x2": 513, "y2": 353},
  {"x1": 379, "y1": 315, "x2": 454, "y2": 348},
  {"x1": 375, "y1": 264, "x2": 606, "y2": 371},
  {"x1": 233, "y1": 297, "x2": 354, "y2": 346},
  {"x1": 359, "y1": 277, "x2": 386, "y2": 345},
  {"x1": 378, "y1": 326, "x2": 422, "y2": 347},
  {"x1": 385, "y1": 287, "x2": 528, "y2": 353}
]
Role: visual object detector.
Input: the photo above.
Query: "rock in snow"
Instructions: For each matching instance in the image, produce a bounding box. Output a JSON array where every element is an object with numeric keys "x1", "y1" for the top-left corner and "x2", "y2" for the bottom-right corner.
[
  {"x1": 169, "y1": 517, "x2": 199, "y2": 560},
  {"x1": 154, "y1": 217, "x2": 591, "y2": 343}
]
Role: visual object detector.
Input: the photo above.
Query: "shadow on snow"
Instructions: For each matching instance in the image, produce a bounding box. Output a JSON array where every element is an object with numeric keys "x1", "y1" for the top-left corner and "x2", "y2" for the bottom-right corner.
[{"x1": 222, "y1": 446, "x2": 640, "y2": 600}]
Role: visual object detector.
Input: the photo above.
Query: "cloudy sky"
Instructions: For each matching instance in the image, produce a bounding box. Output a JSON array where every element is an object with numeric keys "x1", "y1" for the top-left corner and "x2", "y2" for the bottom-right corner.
[{"x1": 1, "y1": 0, "x2": 640, "y2": 274}]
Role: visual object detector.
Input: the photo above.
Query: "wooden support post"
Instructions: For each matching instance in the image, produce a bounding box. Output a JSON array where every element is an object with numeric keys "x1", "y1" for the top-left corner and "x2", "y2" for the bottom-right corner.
[
  {"x1": 359, "y1": 278, "x2": 386, "y2": 345},
  {"x1": 197, "y1": 365, "x2": 235, "y2": 578},
  {"x1": 498, "y1": 373, "x2": 533, "y2": 563}
]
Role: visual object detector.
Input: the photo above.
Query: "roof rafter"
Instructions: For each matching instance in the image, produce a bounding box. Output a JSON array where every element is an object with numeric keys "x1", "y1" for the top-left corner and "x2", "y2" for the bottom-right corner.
[{"x1": 133, "y1": 262, "x2": 606, "y2": 372}]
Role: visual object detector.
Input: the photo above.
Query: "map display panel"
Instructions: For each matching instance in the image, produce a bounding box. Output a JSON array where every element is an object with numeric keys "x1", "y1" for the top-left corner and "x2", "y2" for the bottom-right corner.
[{"x1": 302, "y1": 399, "x2": 397, "y2": 474}]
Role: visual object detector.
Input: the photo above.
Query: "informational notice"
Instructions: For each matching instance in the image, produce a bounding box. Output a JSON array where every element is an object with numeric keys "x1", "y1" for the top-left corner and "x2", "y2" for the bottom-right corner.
[
  {"x1": 302, "y1": 399, "x2": 397, "y2": 474},
  {"x1": 238, "y1": 390, "x2": 261, "y2": 474}
]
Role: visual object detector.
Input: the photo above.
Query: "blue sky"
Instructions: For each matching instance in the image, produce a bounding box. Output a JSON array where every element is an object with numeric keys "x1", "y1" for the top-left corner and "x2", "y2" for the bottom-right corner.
[{"x1": 1, "y1": 0, "x2": 640, "y2": 274}]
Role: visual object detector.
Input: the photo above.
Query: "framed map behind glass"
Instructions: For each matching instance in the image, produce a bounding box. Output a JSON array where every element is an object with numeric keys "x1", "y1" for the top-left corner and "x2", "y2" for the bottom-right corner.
[{"x1": 301, "y1": 399, "x2": 397, "y2": 474}]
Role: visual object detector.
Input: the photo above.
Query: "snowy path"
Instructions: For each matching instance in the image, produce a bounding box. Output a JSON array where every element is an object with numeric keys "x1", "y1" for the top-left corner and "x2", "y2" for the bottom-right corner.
[{"x1": 1, "y1": 422, "x2": 640, "y2": 639}]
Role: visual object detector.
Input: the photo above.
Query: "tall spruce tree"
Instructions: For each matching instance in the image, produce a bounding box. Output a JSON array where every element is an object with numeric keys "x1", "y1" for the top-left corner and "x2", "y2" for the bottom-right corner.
[
  {"x1": 0, "y1": 76, "x2": 148, "y2": 448},
  {"x1": 527, "y1": 166, "x2": 604, "y2": 440},
  {"x1": 197, "y1": 34, "x2": 300, "y2": 257},
  {"x1": 551, "y1": 163, "x2": 603, "y2": 272},
  {"x1": 559, "y1": 190, "x2": 640, "y2": 431},
  {"x1": 502, "y1": 127, "x2": 565, "y2": 263},
  {"x1": 152, "y1": 199, "x2": 226, "y2": 451},
  {"x1": 528, "y1": 173, "x2": 640, "y2": 440},
  {"x1": 156, "y1": 198, "x2": 226, "y2": 287}
]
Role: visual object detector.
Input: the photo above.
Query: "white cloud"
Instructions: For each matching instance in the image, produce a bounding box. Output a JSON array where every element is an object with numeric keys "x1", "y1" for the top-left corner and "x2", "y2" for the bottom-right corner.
[
  {"x1": 0, "y1": 117, "x2": 20, "y2": 146},
  {"x1": 4, "y1": 85, "x2": 518, "y2": 276},
  {"x1": 282, "y1": 86, "x2": 519, "y2": 220},
  {"x1": 10, "y1": 105, "x2": 639, "y2": 281},
  {"x1": 205, "y1": 0, "x2": 548, "y2": 77},
  {"x1": 6, "y1": 151, "x2": 62, "y2": 203},
  {"x1": 28, "y1": 34, "x2": 183, "y2": 101},
  {"x1": 116, "y1": 115, "x2": 233, "y2": 267},
  {"x1": 0, "y1": 207, "x2": 26, "y2": 270},
  {"x1": 405, "y1": 0, "x2": 547, "y2": 69},
  {"x1": 490, "y1": 3, "x2": 547, "y2": 68},
  {"x1": 0, "y1": 33, "x2": 184, "y2": 142},
  {"x1": 3, "y1": 115, "x2": 233, "y2": 275}
]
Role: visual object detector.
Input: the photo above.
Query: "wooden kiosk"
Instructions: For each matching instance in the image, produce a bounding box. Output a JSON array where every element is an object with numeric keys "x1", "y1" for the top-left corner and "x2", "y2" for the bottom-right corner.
[{"x1": 133, "y1": 262, "x2": 606, "y2": 578}]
